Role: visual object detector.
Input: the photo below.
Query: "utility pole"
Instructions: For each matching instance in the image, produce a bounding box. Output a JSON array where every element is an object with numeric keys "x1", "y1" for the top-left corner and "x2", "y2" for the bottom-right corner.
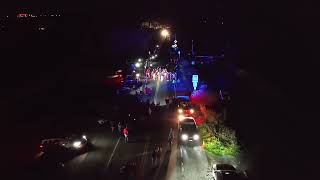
[{"x1": 191, "y1": 40, "x2": 194, "y2": 56}]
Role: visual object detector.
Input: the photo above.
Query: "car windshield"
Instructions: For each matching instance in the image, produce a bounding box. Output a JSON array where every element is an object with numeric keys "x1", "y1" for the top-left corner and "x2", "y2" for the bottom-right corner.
[
  {"x1": 181, "y1": 124, "x2": 197, "y2": 132},
  {"x1": 216, "y1": 164, "x2": 236, "y2": 171},
  {"x1": 183, "y1": 118, "x2": 195, "y2": 123}
]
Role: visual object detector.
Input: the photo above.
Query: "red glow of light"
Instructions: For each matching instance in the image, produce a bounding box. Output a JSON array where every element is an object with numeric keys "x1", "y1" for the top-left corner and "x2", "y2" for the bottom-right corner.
[
  {"x1": 17, "y1": 13, "x2": 28, "y2": 17},
  {"x1": 190, "y1": 90, "x2": 217, "y2": 105}
]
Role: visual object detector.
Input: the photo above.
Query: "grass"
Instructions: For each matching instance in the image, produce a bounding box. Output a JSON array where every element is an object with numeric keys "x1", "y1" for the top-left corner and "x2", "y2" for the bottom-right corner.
[{"x1": 199, "y1": 125, "x2": 241, "y2": 156}]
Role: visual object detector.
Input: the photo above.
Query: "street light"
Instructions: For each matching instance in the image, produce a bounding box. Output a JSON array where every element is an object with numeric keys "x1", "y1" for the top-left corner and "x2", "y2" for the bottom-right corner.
[
  {"x1": 161, "y1": 29, "x2": 169, "y2": 38},
  {"x1": 135, "y1": 62, "x2": 141, "y2": 68},
  {"x1": 138, "y1": 58, "x2": 142, "y2": 62}
]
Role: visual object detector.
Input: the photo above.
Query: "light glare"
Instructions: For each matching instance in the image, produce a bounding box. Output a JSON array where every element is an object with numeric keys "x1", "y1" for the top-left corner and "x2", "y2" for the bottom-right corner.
[
  {"x1": 178, "y1": 114, "x2": 185, "y2": 121},
  {"x1": 73, "y1": 141, "x2": 82, "y2": 148},
  {"x1": 181, "y1": 134, "x2": 188, "y2": 141},
  {"x1": 193, "y1": 134, "x2": 199, "y2": 140},
  {"x1": 161, "y1": 29, "x2": 169, "y2": 37}
]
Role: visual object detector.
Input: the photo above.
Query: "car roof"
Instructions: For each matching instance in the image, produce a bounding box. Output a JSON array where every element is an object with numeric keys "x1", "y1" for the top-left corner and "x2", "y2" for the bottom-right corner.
[
  {"x1": 181, "y1": 117, "x2": 196, "y2": 123},
  {"x1": 176, "y1": 96, "x2": 190, "y2": 101}
]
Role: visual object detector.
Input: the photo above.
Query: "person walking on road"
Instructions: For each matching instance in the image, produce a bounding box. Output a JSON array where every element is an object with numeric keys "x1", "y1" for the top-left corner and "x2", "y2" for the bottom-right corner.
[
  {"x1": 110, "y1": 120, "x2": 115, "y2": 133},
  {"x1": 152, "y1": 144, "x2": 163, "y2": 167},
  {"x1": 156, "y1": 144, "x2": 162, "y2": 167},
  {"x1": 168, "y1": 128, "x2": 174, "y2": 151},
  {"x1": 123, "y1": 126, "x2": 129, "y2": 143},
  {"x1": 118, "y1": 122, "x2": 123, "y2": 137},
  {"x1": 152, "y1": 144, "x2": 159, "y2": 167}
]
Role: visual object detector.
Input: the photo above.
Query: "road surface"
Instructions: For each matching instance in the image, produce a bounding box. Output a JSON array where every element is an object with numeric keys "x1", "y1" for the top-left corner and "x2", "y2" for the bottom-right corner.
[{"x1": 20, "y1": 69, "x2": 237, "y2": 180}]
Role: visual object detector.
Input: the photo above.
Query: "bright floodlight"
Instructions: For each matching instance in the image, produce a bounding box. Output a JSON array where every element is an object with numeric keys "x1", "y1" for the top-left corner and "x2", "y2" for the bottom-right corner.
[
  {"x1": 73, "y1": 141, "x2": 82, "y2": 148},
  {"x1": 161, "y1": 29, "x2": 169, "y2": 38},
  {"x1": 135, "y1": 62, "x2": 141, "y2": 68},
  {"x1": 181, "y1": 134, "x2": 188, "y2": 141}
]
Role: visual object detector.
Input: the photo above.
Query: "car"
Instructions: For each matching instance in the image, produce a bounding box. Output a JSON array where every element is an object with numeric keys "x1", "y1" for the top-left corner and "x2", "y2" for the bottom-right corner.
[
  {"x1": 212, "y1": 164, "x2": 247, "y2": 180},
  {"x1": 40, "y1": 134, "x2": 89, "y2": 154},
  {"x1": 118, "y1": 86, "x2": 131, "y2": 94},
  {"x1": 175, "y1": 96, "x2": 198, "y2": 117},
  {"x1": 178, "y1": 117, "x2": 200, "y2": 146},
  {"x1": 177, "y1": 104, "x2": 196, "y2": 119}
]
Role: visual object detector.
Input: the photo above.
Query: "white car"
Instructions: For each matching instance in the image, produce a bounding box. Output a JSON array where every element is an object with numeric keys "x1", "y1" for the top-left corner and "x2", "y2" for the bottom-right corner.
[{"x1": 178, "y1": 117, "x2": 200, "y2": 146}]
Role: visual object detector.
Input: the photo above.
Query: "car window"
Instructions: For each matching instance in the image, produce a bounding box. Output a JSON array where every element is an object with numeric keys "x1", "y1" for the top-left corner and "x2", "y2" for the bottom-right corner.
[
  {"x1": 181, "y1": 124, "x2": 197, "y2": 131},
  {"x1": 183, "y1": 118, "x2": 195, "y2": 123},
  {"x1": 216, "y1": 164, "x2": 236, "y2": 171}
]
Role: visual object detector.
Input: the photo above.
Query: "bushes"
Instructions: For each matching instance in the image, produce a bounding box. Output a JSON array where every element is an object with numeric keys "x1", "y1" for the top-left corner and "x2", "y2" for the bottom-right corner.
[{"x1": 199, "y1": 124, "x2": 241, "y2": 156}]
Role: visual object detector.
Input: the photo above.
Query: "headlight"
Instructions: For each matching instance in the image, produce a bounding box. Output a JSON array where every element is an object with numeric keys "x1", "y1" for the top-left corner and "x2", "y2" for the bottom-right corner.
[
  {"x1": 178, "y1": 114, "x2": 185, "y2": 121},
  {"x1": 82, "y1": 135, "x2": 87, "y2": 140},
  {"x1": 193, "y1": 134, "x2": 200, "y2": 140},
  {"x1": 190, "y1": 109, "x2": 194, "y2": 114},
  {"x1": 178, "y1": 109, "x2": 183, "y2": 113},
  {"x1": 73, "y1": 141, "x2": 82, "y2": 148},
  {"x1": 181, "y1": 134, "x2": 188, "y2": 141}
]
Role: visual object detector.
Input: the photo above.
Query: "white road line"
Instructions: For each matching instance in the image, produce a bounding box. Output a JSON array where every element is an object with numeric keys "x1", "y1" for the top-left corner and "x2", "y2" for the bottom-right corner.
[
  {"x1": 180, "y1": 147, "x2": 184, "y2": 172},
  {"x1": 104, "y1": 137, "x2": 121, "y2": 171}
]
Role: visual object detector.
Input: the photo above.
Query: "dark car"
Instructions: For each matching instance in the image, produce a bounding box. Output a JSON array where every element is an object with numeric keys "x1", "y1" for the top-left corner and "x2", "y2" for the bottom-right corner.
[
  {"x1": 39, "y1": 134, "x2": 89, "y2": 154},
  {"x1": 212, "y1": 164, "x2": 247, "y2": 180},
  {"x1": 178, "y1": 117, "x2": 200, "y2": 146},
  {"x1": 118, "y1": 86, "x2": 131, "y2": 94}
]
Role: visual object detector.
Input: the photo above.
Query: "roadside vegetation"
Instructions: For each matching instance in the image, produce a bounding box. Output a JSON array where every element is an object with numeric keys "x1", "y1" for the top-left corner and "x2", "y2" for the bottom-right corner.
[{"x1": 199, "y1": 110, "x2": 241, "y2": 156}]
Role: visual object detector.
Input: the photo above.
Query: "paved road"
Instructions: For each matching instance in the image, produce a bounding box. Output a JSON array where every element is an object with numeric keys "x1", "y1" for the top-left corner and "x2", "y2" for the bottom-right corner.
[
  {"x1": 22, "y1": 74, "x2": 234, "y2": 180},
  {"x1": 22, "y1": 78, "x2": 173, "y2": 180}
]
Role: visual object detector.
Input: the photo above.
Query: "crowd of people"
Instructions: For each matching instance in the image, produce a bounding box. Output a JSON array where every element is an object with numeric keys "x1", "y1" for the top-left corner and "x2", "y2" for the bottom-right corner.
[{"x1": 145, "y1": 67, "x2": 176, "y2": 82}]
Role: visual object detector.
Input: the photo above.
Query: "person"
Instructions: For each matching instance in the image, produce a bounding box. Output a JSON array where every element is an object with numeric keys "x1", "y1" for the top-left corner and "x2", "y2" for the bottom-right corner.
[
  {"x1": 110, "y1": 120, "x2": 115, "y2": 133},
  {"x1": 151, "y1": 145, "x2": 159, "y2": 167},
  {"x1": 151, "y1": 101, "x2": 155, "y2": 110},
  {"x1": 165, "y1": 97, "x2": 169, "y2": 105},
  {"x1": 123, "y1": 127, "x2": 129, "y2": 143},
  {"x1": 168, "y1": 128, "x2": 174, "y2": 151},
  {"x1": 156, "y1": 144, "x2": 162, "y2": 166},
  {"x1": 118, "y1": 122, "x2": 123, "y2": 137}
]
